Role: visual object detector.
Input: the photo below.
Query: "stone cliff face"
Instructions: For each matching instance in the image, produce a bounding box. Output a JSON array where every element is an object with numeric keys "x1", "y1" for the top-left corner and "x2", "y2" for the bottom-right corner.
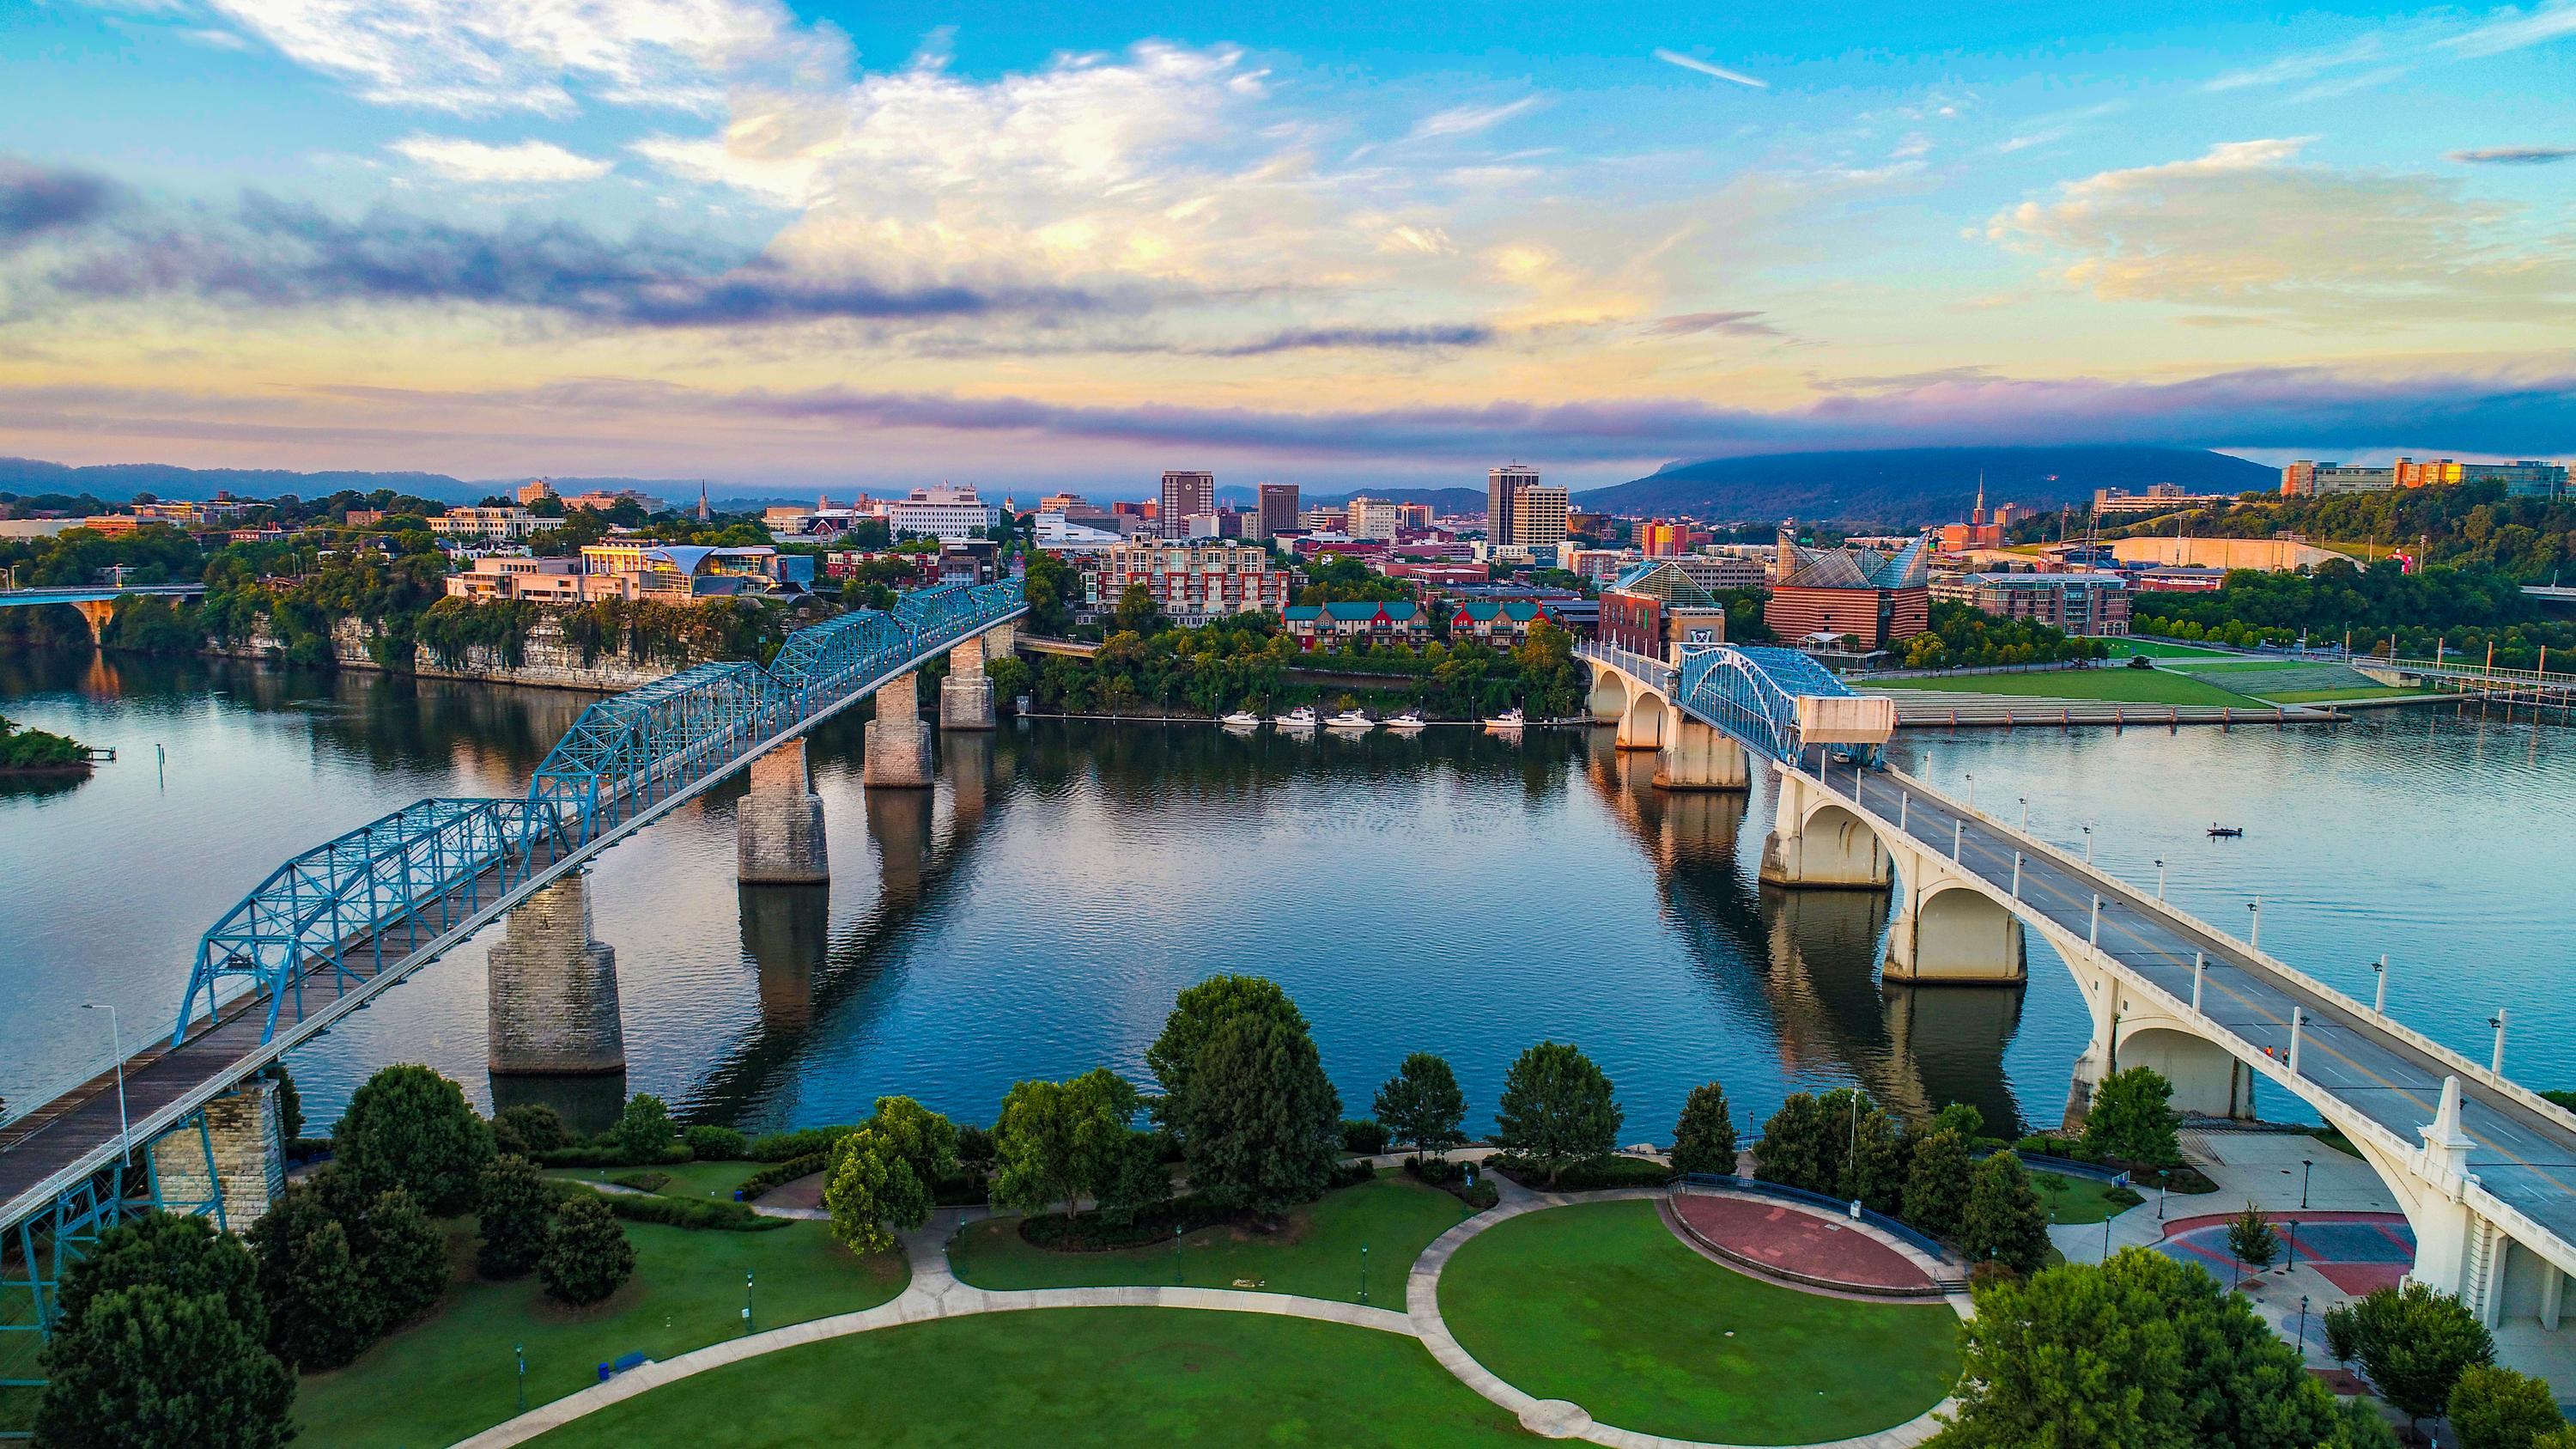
[{"x1": 216, "y1": 617, "x2": 679, "y2": 693}]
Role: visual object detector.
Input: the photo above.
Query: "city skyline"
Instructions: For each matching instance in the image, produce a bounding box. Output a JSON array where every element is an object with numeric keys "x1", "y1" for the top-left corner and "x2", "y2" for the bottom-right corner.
[{"x1": 3, "y1": 0, "x2": 2575, "y2": 490}]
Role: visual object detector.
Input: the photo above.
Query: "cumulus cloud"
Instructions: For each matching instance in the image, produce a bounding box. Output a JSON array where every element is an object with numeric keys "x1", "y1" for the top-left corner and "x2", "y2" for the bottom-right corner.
[
  {"x1": 0, "y1": 161, "x2": 125, "y2": 250},
  {"x1": 161, "y1": 0, "x2": 816, "y2": 114},
  {"x1": 389, "y1": 135, "x2": 613, "y2": 183},
  {"x1": 1984, "y1": 138, "x2": 2576, "y2": 324}
]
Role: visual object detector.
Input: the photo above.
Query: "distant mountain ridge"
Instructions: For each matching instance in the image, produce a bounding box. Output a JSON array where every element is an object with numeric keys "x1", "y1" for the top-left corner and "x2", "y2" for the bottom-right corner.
[
  {"x1": 1583, "y1": 447, "x2": 2275, "y2": 527},
  {"x1": 0, "y1": 457, "x2": 726, "y2": 507}
]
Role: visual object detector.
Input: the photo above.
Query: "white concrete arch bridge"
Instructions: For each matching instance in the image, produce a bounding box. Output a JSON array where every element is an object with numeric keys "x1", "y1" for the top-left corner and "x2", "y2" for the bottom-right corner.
[{"x1": 1580, "y1": 639, "x2": 2576, "y2": 1353}]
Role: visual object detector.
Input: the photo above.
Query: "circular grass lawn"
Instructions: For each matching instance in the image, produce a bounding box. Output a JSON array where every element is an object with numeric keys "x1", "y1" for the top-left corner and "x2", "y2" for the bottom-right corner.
[
  {"x1": 1437, "y1": 1200, "x2": 1960, "y2": 1445},
  {"x1": 530, "y1": 1307, "x2": 1526, "y2": 1447}
]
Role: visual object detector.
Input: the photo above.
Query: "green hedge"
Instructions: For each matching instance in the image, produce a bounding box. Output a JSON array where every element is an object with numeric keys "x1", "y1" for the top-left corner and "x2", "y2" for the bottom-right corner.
[
  {"x1": 744, "y1": 1126, "x2": 859, "y2": 1162},
  {"x1": 1020, "y1": 1193, "x2": 1233, "y2": 1251},
  {"x1": 550, "y1": 1184, "x2": 787, "y2": 1233},
  {"x1": 532, "y1": 1142, "x2": 695, "y2": 1169},
  {"x1": 736, "y1": 1153, "x2": 827, "y2": 1201},
  {"x1": 1486, "y1": 1154, "x2": 1672, "y2": 1190}
]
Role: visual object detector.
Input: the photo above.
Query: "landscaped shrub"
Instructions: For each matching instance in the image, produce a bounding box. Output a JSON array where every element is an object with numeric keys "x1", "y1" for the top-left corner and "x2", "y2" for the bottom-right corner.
[
  {"x1": 1405, "y1": 1156, "x2": 1499, "y2": 1208},
  {"x1": 1327, "y1": 1159, "x2": 1376, "y2": 1190},
  {"x1": 682, "y1": 1124, "x2": 749, "y2": 1160},
  {"x1": 1458, "y1": 1179, "x2": 1500, "y2": 1211},
  {"x1": 1340, "y1": 1118, "x2": 1392, "y2": 1155},
  {"x1": 736, "y1": 1153, "x2": 827, "y2": 1201},
  {"x1": 551, "y1": 1184, "x2": 787, "y2": 1233},
  {"x1": 1020, "y1": 1192, "x2": 1233, "y2": 1251},
  {"x1": 492, "y1": 1103, "x2": 571, "y2": 1157},
  {"x1": 477, "y1": 1154, "x2": 552, "y2": 1278},
  {"x1": 611, "y1": 1094, "x2": 676, "y2": 1160},
  {"x1": 932, "y1": 1172, "x2": 990, "y2": 1207},
  {"x1": 611, "y1": 1171, "x2": 674, "y2": 1194},
  {"x1": 744, "y1": 1125, "x2": 859, "y2": 1162},
  {"x1": 540, "y1": 1194, "x2": 637, "y2": 1305},
  {"x1": 1486, "y1": 1153, "x2": 1669, "y2": 1190},
  {"x1": 531, "y1": 1142, "x2": 693, "y2": 1169},
  {"x1": 337, "y1": 1065, "x2": 495, "y2": 1215}
]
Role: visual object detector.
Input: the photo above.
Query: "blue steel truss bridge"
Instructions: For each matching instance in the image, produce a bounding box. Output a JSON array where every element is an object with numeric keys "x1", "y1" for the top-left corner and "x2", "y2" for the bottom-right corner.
[{"x1": 0, "y1": 581, "x2": 1021, "y2": 1362}]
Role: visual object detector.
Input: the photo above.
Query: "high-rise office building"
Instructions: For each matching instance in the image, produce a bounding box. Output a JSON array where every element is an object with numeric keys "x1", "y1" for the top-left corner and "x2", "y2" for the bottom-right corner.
[
  {"x1": 1257, "y1": 483, "x2": 1301, "y2": 539},
  {"x1": 1160, "y1": 471, "x2": 1215, "y2": 537},
  {"x1": 1489, "y1": 464, "x2": 1539, "y2": 543},
  {"x1": 1346, "y1": 496, "x2": 1401, "y2": 540},
  {"x1": 1511, "y1": 485, "x2": 1570, "y2": 550}
]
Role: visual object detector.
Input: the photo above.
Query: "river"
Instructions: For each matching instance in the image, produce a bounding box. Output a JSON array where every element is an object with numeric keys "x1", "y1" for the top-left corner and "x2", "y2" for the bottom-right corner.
[{"x1": 3, "y1": 648, "x2": 2567, "y2": 1143}]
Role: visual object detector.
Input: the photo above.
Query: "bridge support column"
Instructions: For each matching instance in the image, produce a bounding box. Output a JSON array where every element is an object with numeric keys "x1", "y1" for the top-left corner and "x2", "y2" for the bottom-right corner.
[
  {"x1": 941, "y1": 635, "x2": 995, "y2": 731},
  {"x1": 1885, "y1": 874, "x2": 2026, "y2": 983},
  {"x1": 146, "y1": 1078, "x2": 283, "y2": 1230},
  {"x1": 864, "y1": 671, "x2": 934, "y2": 788},
  {"x1": 1653, "y1": 715, "x2": 1748, "y2": 791},
  {"x1": 71, "y1": 599, "x2": 115, "y2": 646},
  {"x1": 486, "y1": 871, "x2": 626, "y2": 1076},
  {"x1": 738, "y1": 738, "x2": 829, "y2": 885},
  {"x1": 1759, "y1": 764, "x2": 1891, "y2": 887},
  {"x1": 1614, "y1": 691, "x2": 1669, "y2": 752}
]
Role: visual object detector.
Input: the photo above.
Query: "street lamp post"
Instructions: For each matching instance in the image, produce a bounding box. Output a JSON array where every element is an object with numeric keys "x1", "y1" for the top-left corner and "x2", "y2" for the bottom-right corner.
[
  {"x1": 515, "y1": 1343, "x2": 526, "y2": 1412},
  {"x1": 2286, "y1": 1220, "x2": 2299, "y2": 1270},
  {"x1": 2296, "y1": 1295, "x2": 2310, "y2": 1356},
  {"x1": 2491, "y1": 1010, "x2": 2509, "y2": 1075},
  {"x1": 2372, "y1": 955, "x2": 2388, "y2": 1014},
  {"x1": 744, "y1": 1271, "x2": 755, "y2": 1336},
  {"x1": 1174, "y1": 1223, "x2": 1183, "y2": 1285},
  {"x1": 1963, "y1": 771, "x2": 1973, "y2": 811},
  {"x1": 77, "y1": 1003, "x2": 130, "y2": 1164},
  {"x1": 2248, "y1": 897, "x2": 2262, "y2": 952},
  {"x1": 2081, "y1": 824, "x2": 2094, "y2": 863},
  {"x1": 2018, "y1": 796, "x2": 2029, "y2": 832},
  {"x1": 2154, "y1": 858, "x2": 2166, "y2": 900},
  {"x1": 2300, "y1": 1158, "x2": 2313, "y2": 1210},
  {"x1": 1360, "y1": 1243, "x2": 1370, "y2": 1304}
]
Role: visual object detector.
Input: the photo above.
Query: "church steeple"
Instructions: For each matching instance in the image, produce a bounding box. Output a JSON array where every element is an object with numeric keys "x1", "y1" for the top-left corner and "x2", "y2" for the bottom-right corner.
[
  {"x1": 1972, "y1": 472, "x2": 1986, "y2": 527},
  {"x1": 697, "y1": 481, "x2": 711, "y2": 521}
]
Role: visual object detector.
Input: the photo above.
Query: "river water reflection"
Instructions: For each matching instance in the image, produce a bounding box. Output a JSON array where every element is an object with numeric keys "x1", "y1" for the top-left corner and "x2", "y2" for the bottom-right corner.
[{"x1": 3, "y1": 648, "x2": 2567, "y2": 1142}]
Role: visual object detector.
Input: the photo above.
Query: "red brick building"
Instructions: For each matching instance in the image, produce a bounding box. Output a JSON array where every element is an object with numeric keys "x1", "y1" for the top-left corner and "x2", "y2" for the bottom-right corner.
[{"x1": 1763, "y1": 535, "x2": 1932, "y2": 648}]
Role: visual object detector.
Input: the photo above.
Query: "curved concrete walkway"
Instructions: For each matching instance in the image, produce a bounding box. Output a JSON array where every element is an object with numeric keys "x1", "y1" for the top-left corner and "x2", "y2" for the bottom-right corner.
[{"x1": 459, "y1": 1186, "x2": 1961, "y2": 1449}]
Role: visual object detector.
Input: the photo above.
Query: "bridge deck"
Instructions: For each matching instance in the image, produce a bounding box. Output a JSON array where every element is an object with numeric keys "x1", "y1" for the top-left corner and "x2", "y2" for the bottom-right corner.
[{"x1": 1812, "y1": 758, "x2": 2576, "y2": 1257}]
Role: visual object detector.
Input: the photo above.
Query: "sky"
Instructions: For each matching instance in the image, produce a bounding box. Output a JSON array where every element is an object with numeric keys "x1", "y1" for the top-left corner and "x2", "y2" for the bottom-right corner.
[{"x1": 1, "y1": 0, "x2": 2573, "y2": 497}]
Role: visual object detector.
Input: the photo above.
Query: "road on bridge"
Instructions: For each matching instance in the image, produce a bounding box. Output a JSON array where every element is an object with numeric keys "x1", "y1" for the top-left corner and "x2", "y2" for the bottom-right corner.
[{"x1": 1814, "y1": 758, "x2": 2576, "y2": 1253}]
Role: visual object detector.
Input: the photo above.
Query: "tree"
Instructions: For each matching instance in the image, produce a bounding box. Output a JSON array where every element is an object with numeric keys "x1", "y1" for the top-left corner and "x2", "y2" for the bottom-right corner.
[
  {"x1": 539, "y1": 1193, "x2": 635, "y2": 1306},
  {"x1": 1900, "y1": 1129, "x2": 1975, "y2": 1239},
  {"x1": 35, "y1": 1212, "x2": 295, "y2": 1449},
  {"x1": 336, "y1": 1064, "x2": 495, "y2": 1215},
  {"x1": 1096, "y1": 1130, "x2": 1174, "y2": 1227},
  {"x1": 1930, "y1": 1101, "x2": 1985, "y2": 1141},
  {"x1": 261, "y1": 1062, "x2": 303, "y2": 1143},
  {"x1": 611, "y1": 1093, "x2": 674, "y2": 1160},
  {"x1": 368, "y1": 1188, "x2": 450, "y2": 1325},
  {"x1": 1839, "y1": 1093, "x2": 1909, "y2": 1214},
  {"x1": 1960, "y1": 1152, "x2": 2050, "y2": 1275},
  {"x1": 247, "y1": 1178, "x2": 380, "y2": 1368},
  {"x1": 2085, "y1": 1067, "x2": 2180, "y2": 1167},
  {"x1": 822, "y1": 1126, "x2": 932, "y2": 1256},
  {"x1": 1113, "y1": 581, "x2": 1163, "y2": 634},
  {"x1": 1929, "y1": 1248, "x2": 2396, "y2": 1449},
  {"x1": 1649, "y1": 1084, "x2": 1738, "y2": 1179},
  {"x1": 2322, "y1": 1300, "x2": 2360, "y2": 1372},
  {"x1": 477, "y1": 1153, "x2": 553, "y2": 1278},
  {"x1": 2347, "y1": 1281, "x2": 2496, "y2": 1428},
  {"x1": 1752, "y1": 1092, "x2": 1837, "y2": 1194},
  {"x1": 1372, "y1": 1053, "x2": 1468, "y2": 1162},
  {"x1": 1493, "y1": 1041, "x2": 1621, "y2": 1184},
  {"x1": 2449, "y1": 1365, "x2": 2567, "y2": 1449},
  {"x1": 1180, "y1": 1013, "x2": 1344, "y2": 1217},
  {"x1": 1146, "y1": 975, "x2": 1307, "y2": 1133},
  {"x1": 492, "y1": 1102, "x2": 570, "y2": 1158},
  {"x1": 993, "y1": 1068, "x2": 1139, "y2": 1219},
  {"x1": 866, "y1": 1096, "x2": 961, "y2": 1189},
  {"x1": 2226, "y1": 1204, "x2": 2280, "y2": 1285}
]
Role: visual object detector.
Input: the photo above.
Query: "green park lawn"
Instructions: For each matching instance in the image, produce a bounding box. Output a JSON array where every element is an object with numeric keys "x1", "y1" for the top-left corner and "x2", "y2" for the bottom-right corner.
[
  {"x1": 2103, "y1": 639, "x2": 2240, "y2": 660},
  {"x1": 1438, "y1": 1201, "x2": 1959, "y2": 1445},
  {"x1": 294, "y1": 1216, "x2": 904, "y2": 1448},
  {"x1": 527, "y1": 1307, "x2": 1526, "y2": 1447},
  {"x1": 949, "y1": 1169, "x2": 1470, "y2": 1305},
  {"x1": 1869, "y1": 668, "x2": 2264, "y2": 707},
  {"x1": 544, "y1": 1160, "x2": 763, "y2": 1202},
  {"x1": 2030, "y1": 1172, "x2": 2142, "y2": 1226}
]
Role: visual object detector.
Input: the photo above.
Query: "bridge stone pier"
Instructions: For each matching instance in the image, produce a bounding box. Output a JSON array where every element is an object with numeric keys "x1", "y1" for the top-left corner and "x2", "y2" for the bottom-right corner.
[
  {"x1": 1654, "y1": 715, "x2": 1750, "y2": 791},
  {"x1": 485, "y1": 870, "x2": 627, "y2": 1077},
  {"x1": 864, "y1": 671, "x2": 935, "y2": 788},
  {"x1": 738, "y1": 737, "x2": 829, "y2": 885},
  {"x1": 1762, "y1": 763, "x2": 2024, "y2": 981},
  {"x1": 147, "y1": 1077, "x2": 283, "y2": 1230},
  {"x1": 70, "y1": 599, "x2": 116, "y2": 646},
  {"x1": 941, "y1": 634, "x2": 996, "y2": 731}
]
